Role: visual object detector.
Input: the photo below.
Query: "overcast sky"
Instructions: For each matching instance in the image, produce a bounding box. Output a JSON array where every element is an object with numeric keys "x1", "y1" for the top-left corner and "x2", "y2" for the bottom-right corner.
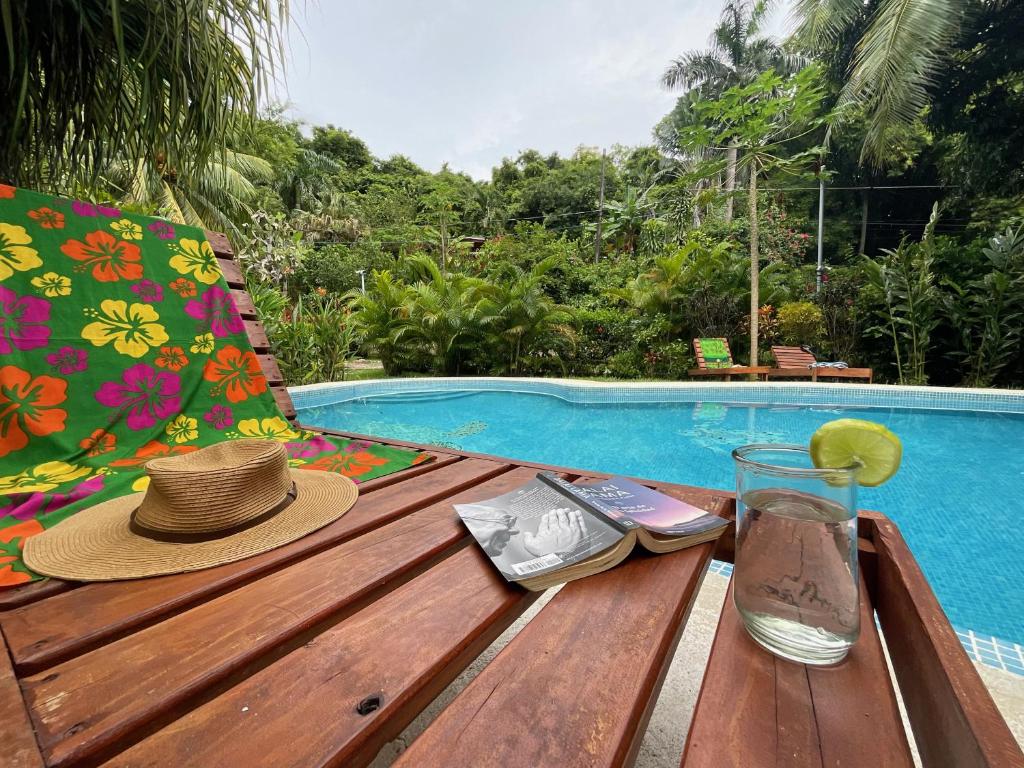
[{"x1": 280, "y1": 1, "x2": 791, "y2": 180}]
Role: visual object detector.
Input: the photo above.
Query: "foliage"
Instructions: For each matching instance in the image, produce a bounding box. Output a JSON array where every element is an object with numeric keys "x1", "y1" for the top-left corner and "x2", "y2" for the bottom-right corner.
[
  {"x1": 777, "y1": 301, "x2": 825, "y2": 346},
  {"x1": 271, "y1": 294, "x2": 355, "y2": 386},
  {"x1": 814, "y1": 267, "x2": 863, "y2": 361},
  {"x1": 294, "y1": 243, "x2": 395, "y2": 296},
  {"x1": 1, "y1": 1, "x2": 286, "y2": 188}
]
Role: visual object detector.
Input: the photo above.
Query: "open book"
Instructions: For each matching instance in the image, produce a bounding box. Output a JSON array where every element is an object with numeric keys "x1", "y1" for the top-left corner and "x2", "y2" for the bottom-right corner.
[{"x1": 455, "y1": 472, "x2": 727, "y2": 591}]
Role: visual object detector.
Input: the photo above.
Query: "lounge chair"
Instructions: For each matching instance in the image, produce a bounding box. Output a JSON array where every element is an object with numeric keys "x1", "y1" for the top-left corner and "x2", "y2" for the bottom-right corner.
[
  {"x1": 688, "y1": 338, "x2": 769, "y2": 381},
  {"x1": 768, "y1": 345, "x2": 874, "y2": 382}
]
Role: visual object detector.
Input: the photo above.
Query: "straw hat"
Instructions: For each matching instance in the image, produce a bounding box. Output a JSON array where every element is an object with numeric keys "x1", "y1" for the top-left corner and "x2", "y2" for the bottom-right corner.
[{"x1": 23, "y1": 439, "x2": 358, "y2": 581}]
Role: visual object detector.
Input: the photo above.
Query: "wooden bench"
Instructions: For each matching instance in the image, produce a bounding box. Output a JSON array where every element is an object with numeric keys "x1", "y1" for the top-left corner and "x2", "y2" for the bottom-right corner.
[{"x1": 768, "y1": 345, "x2": 874, "y2": 383}]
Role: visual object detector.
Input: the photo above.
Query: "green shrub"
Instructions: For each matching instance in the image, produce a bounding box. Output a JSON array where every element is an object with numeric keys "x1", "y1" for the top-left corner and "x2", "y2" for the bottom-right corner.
[
  {"x1": 293, "y1": 242, "x2": 395, "y2": 296},
  {"x1": 777, "y1": 301, "x2": 825, "y2": 346}
]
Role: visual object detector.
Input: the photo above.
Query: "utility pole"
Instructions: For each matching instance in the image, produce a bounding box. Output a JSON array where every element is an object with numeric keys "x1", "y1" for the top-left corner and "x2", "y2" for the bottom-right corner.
[
  {"x1": 594, "y1": 149, "x2": 606, "y2": 264},
  {"x1": 816, "y1": 164, "x2": 826, "y2": 292},
  {"x1": 356, "y1": 269, "x2": 366, "y2": 294}
]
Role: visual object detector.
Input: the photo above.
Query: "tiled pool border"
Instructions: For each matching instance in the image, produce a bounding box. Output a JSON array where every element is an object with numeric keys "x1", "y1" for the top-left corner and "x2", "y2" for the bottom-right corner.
[
  {"x1": 292, "y1": 377, "x2": 1024, "y2": 675},
  {"x1": 290, "y1": 377, "x2": 1024, "y2": 415}
]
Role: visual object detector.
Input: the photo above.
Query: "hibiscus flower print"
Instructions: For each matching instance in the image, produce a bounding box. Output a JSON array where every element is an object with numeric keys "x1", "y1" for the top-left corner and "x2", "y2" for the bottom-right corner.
[
  {"x1": 185, "y1": 285, "x2": 244, "y2": 338},
  {"x1": 235, "y1": 416, "x2": 300, "y2": 442},
  {"x1": 0, "y1": 366, "x2": 67, "y2": 458},
  {"x1": 109, "y1": 440, "x2": 198, "y2": 467},
  {"x1": 81, "y1": 299, "x2": 169, "y2": 358},
  {"x1": 94, "y1": 363, "x2": 181, "y2": 431},
  {"x1": 306, "y1": 450, "x2": 388, "y2": 478},
  {"x1": 169, "y1": 277, "x2": 197, "y2": 298},
  {"x1": 165, "y1": 414, "x2": 199, "y2": 444},
  {"x1": 0, "y1": 461, "x2": 91, "y2": 494},
  {"x1": 0, "y1": 475, "x2": 103, "y2": 523},
  {"x1": 203, "y1": 345, "x2": 267, "y2": 403},
  {"x1": 0, "y1": 185, "x2": 14, "y2": 198},
  {"x1": 191, "y1": 332, "x2": 215, "y2": 354},
  {"x1": 30, "y1": 272, "x2": 71, "y2": 297},
  {"x1": 79, "y1": 428, "x2": 116, "y2": 457},
  {"x1": 45, "y1": 346, "x2": 88, "y2": 375},
  {"x1": 148, "y1": 221, "x2": 175, "y2": 240},
  {"x1": 169, "y1": 238, "x2": 221, "y2": 284},
  {"x1": 154, "y1": 345, "x2": 188, "y2": 371},
  {"x1": 71, "y1": 200, "x2": 120, "y2": 217},
  {"x1": 27, "y1": 207, "x2": 65, "y2": 229},
  {"x1": 0, "y1": 223, "x2": 42, "y2": 281},
  {"x1": 61, "y1": 230, "x2": 143, "y2": 282},
  {"x1": 286, "y1": 435, "x2": 335, "y2": 459},
  {"x1": 130, "y1": 278, "x2": 163, "y2": 303},
  {"x1": 110, "y1": 218, "x2": 143, "y2": 240},
  {"x1": 0, "y1": 286, "x2": 50, "y2": 354},
  {"x1": 204, "y1": 403, "x2": 233, "y2": 429}
]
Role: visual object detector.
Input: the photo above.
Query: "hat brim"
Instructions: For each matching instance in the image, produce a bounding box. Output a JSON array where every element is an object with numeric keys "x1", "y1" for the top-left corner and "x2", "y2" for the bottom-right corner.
[{"x1": 23, "y1": 469, "x2": 358, "y2": 581}]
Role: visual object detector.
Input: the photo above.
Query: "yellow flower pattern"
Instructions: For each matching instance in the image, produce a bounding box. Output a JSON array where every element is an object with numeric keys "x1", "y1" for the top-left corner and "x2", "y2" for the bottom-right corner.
[
  {"x1": 0, "y1": 223, "x2": 41, "y2": 281},
  {"x1": 0, "y1": 461, "x2": 92, "y2": 494},
  {"x1": 81, "y1": 299, "x2": 169, "y2": 358},
  {"x1": 190, "y1": 332, "x2": 215, "y2": 354},
  {"x1": 169, "y1": 238, "x2": 221, "y2": 284},
  {"x1": 30, "y1": 272, "x2": 71, "y2": 297},
  {"x1": 165, "y1": 414, "x2": 199, "y2": 444},
  {"x1": 235, "y1": 416, "x2": 300, "y2": 442},
  {"x1": 110, "y1": 219, "x2": 143, "y2": 241}
]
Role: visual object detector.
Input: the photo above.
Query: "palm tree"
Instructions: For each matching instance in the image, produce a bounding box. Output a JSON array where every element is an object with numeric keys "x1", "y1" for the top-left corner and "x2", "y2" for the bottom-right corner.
[
  {"x1": 600, "y1": 187, "x2": 654, "y2": 255},
  {"x1": 105, "y1": 149, "x2": 273, "y2": 239},
  {"x1": 792, "y1": 0, "x2": 966, "y2": 167},
  {"x1": 347, "y1": 270, "x2": 413, "y2": 376},
  {"x1": 662, "y1": 0, "x2": 798, "y2": 222},
  {"x1": 479, "y1": 257, "x2": 576, "y2": 375},
  {"x1": 1, "y1": 1, "x2": 286, "y2": 188},
  {"x1": 397, "y1": 256, "x2": 488, "y2": 375}
]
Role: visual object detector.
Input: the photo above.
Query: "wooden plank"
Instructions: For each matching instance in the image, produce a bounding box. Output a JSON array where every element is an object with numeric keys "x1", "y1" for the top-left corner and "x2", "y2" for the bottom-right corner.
[
  {"x1": 215, "y1": 256, "x2": 243, "y2": 287},
  {"x1": 0, "y1": 578, "x2": 74, "y2": 610},
  {"x1": 204, "y1": 230, "x2": 233, "y2": 258},
  {"x1": 244, "y1": 318, "x2": 269, "y2": 350},
  {"x1": 25, "y1": 467, "x2": 543, "y2": 768},
  {"x1": 2, "y1": 457, "x2": 504, "y2": 673},
  {"x1": 871, "y1": 516, "x2": 1024, "y2": 768},
  {"x1": 101, "y1": 546, "x2": 537, "y2": 768},
  {"x1": 257, "y1": 353, "x2": 283, "y2": 385},
  {"x1": 682, "y1": 578, "x2": 914, "y2": 768},
  {"x1": 394, "y1": 543, "x2": 714, "y2": 768},
  {"x1": 273, "y1": 385, "x2": 297, "y2": 420},
  {"x1": 232, "y1": 288, "x2": 256, "y2": 318},
  {"x1": 0, "y1": 632, "x2": 45, "y2": 768}
]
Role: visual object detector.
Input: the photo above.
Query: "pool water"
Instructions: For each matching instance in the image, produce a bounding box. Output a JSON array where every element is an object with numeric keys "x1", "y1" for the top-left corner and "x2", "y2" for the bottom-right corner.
[{"x1": 299, "y1": 390, "x2": 1024, "y2": 646}]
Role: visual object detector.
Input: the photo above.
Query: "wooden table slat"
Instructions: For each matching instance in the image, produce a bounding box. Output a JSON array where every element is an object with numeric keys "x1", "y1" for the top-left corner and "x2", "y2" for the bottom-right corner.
[
  {"x1": 101, "y1": 546, "x2": 537, "y2": 768},
  {"x1": 681, "y1": 577, "x2": 914, "y2": 768},
  {"x1": 24, "y1": 467, "x2": 544, "y2": 768},
  {"x1": 1, "y1": 456, "x2": 499, "y2": 673},
  {"x1": 0, "y1": 632, "x2": 45, "y2": 768},
  {"x1": 393, "y1": 542, "x2": 715, "y2": 768}
]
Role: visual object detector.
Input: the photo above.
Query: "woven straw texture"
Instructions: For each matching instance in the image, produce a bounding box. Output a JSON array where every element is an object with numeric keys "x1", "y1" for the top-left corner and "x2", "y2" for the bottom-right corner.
[{"x1": 23, "y1": 441, "x2": 358, "y2": 580}]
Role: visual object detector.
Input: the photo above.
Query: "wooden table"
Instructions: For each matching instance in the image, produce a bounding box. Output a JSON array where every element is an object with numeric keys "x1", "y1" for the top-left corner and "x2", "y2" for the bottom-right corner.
[{"x1": 0, "y1": 432, "x2": 1020, "y2": 768}]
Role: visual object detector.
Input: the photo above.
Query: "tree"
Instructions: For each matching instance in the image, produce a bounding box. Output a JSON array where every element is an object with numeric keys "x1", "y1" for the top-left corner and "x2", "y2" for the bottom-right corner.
[
  {"x1": 600, "y1": 186, "x2": 654, "y2": 255},
  {"x1": 679, "y1": 66, "x2": 829, "y2": 364},
  {"x1": 309, "y1": 126, "x2": 373, "y2": 170},
  {"x1": 1, "y1": 1, "x2": 286, "y2": 187},
  {"x1": 662, "y1": 0, "x2": 799, "y2": 222},
  {"x1": 347, "y1": 270, "x2": 412, "y2": 376}
]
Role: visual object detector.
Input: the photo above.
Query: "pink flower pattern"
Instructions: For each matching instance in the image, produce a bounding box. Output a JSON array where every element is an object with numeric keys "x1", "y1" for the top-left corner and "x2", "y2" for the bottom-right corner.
[
  {"x1": 0, "y1": 475, "x2": 105, "y2": 521},
  {"x1": 184, "y1": 284, "x2": 244, "y2": 338},
  {"x1": 71, "y1": 200, "x2": 120, "y2": 217},
  {"x1": 203, "y1": 404, "x2": 233, "y2": 429},
  {"x1": 147, "y1": 221, "x2": 175, "y2": 239},
  {"x1": 94, "y1": 364, "x2": 181, "y2": 431},
  {"x1": 0, "y1": 286, "x2": 50, "y2": 354},
  {"x1": 286, "y1": 436, "x2": 336, "y2": 459},
  {"x1": 130, "y1": 279, "x2": 164, "y2": 303},
  {"x1": 45, "y1": 346, "x2": 88, "y2": 374}
]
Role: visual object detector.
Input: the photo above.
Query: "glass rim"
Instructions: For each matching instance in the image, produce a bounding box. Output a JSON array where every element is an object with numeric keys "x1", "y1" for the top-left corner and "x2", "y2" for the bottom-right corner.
[{"x1": 731, "y1": 443, "x2": 860, "y2": 478}]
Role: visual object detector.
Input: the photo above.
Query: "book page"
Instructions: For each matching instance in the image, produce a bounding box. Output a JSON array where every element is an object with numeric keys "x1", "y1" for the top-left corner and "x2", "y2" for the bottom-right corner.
[{"x1": 455, "y1": 477, "x2": 624, "y2": 581}]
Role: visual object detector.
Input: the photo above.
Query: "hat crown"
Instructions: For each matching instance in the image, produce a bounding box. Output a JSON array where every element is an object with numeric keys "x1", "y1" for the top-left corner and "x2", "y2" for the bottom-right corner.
[{"x1": 137, "y1": 440, "x2": 293, "y2": 534}]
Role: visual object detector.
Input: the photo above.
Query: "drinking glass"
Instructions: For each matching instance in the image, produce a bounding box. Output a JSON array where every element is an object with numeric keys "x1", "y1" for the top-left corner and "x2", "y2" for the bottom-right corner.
[{"x1": 732, "y1": 444, "x2": 860, "y2": 665}]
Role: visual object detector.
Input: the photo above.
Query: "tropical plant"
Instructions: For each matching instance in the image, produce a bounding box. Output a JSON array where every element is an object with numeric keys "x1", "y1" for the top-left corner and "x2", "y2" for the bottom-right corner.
[
  {"x1": 1, "y1": 0, "x2": 286, "y2": 187},
  {"x1": 271, "y1": 293, "x2": 355, "y2": 385},
  {"x1": 662, "y1": 0, "x2": 803, "y2": 222},
  {"x1": 478, "y1": 257, "x2": 576, "y2": 375},
  {"x1": 599, "y1": 186, "x2": 655, "y2": 254},
  {"x1": 777, "y1": 301, "x2": 825, "y2": 346},
  {"x1": 347, "y1": 270, "x2": 412, "y2": 376}
]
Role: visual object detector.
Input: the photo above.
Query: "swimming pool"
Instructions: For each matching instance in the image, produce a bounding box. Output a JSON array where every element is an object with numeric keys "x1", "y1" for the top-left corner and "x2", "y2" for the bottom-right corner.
[{"x1": 293, "y1": 379, "x2": 1024, "y2": 672}]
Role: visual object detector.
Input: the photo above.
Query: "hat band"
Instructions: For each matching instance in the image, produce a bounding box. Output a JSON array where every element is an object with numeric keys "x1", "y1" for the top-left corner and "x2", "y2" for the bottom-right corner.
[{"x1": 128, "y1": 483, "x2": 298, "y2": 544}]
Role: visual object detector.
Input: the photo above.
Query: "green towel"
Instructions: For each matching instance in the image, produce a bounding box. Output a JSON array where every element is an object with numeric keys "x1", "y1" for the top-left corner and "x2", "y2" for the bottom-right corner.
[
  {"x1": 699, "y1": 338, "x2": 732, "y2": 369},
  {"x1": 0, "y1": 185, "x2": 426, "y2": 587}
]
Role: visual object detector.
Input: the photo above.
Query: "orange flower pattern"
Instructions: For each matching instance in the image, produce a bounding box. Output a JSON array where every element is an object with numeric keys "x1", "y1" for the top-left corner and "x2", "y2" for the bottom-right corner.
[
  {"x1": 203, "y1": 345, "x2": 267, "y2": 403},
  {"x1": 61, "y1": 230, "x2": 143, "y2": 282},
  {"x1": 154, "y1": 345, "x2": 188, "y2": 371},
  {"x1": 0, "y1": 366, "x2": 67, "y2": 458},
  {"x1": 28, "y1": 207, "x2": 65, "y2": 229},
  {"x1": 79, "y1": 428, "x2": 116, "y2": 457}
]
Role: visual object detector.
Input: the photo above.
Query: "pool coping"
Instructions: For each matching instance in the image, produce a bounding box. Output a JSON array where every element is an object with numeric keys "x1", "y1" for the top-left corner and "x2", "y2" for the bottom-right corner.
[
  {"x1": 291, "y1": 376, "x2": 1024, "y2": 675},
  {"x1": 290, "y1": 376, "x2": 1024, "y2": 415}
]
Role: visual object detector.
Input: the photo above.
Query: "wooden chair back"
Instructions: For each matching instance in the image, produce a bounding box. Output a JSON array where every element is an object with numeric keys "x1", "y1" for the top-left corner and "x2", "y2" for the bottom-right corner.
[
  {"x1": 772, "y1": 345, "x2": 816, "y2": 369},
  {"x1": 693, "y1": 338, "x2": 735, "y2": 370},
  {"x1": 205, "y1": 231, "x2": 297, "y2": 422}
]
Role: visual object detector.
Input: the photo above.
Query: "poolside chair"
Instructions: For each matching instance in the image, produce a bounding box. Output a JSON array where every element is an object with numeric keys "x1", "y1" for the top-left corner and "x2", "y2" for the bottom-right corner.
[
  {"x1": 768, "y1": 345, "x2": 874, "y2": 382},
  {"x1": 688, "y1": 338, "x2": 769, "y2": 381}
]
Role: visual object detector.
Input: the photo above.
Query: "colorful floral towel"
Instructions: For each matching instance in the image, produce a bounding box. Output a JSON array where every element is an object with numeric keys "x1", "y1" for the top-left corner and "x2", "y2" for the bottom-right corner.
[{"x1": 0, "y1": 186, "x2": 427, "y2": 587}]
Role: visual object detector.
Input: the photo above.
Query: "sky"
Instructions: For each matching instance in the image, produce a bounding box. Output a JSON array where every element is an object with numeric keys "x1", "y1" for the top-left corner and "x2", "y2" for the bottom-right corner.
[{"x1": 279, "y1": 1, "x2": 792, "y2": 180}]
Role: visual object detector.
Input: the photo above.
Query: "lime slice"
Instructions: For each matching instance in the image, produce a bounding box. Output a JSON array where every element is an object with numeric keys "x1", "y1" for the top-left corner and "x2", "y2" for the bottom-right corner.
[{"x1": 809, "y1": 418, "x2": 902, "y2": 487}]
